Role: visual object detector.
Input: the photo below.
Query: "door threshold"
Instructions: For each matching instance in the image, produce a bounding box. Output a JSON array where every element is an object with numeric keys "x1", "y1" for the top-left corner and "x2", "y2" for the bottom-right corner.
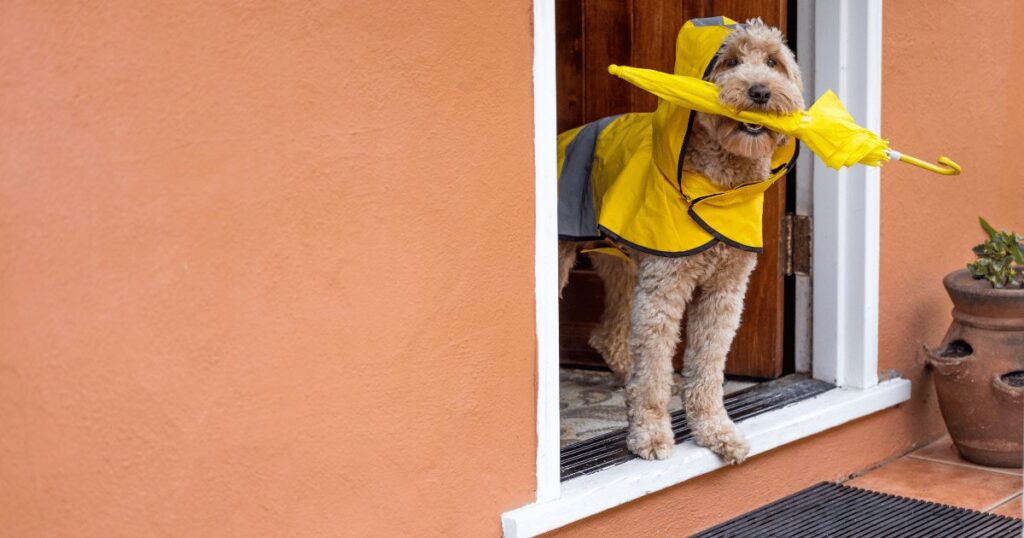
[{"x1": 561, "y1": 374, "x2": 833, "y2": 480}]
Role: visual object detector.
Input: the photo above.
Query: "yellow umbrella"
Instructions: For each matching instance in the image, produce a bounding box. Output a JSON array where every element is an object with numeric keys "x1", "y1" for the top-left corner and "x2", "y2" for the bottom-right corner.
[{"x1": 608, "y1": 64, "x2": 961, "y2": 175}]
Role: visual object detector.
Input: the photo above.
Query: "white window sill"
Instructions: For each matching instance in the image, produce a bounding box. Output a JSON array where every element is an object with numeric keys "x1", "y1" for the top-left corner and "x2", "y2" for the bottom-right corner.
[{"x1": 502, "y1": 378, "x2": 911, "y2": 538}]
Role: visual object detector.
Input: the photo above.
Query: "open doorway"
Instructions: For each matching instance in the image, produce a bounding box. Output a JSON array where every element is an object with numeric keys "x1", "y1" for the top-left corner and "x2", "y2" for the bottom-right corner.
[{"x1": 556, "y1": 0, "x2": 810, "y2": 452}]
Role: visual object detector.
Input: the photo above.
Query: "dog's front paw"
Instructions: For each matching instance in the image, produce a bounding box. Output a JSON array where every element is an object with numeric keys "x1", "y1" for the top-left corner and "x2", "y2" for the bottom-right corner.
[
  {"x1": 627, "y1": 424, "x2": 675, "y2": 460},
  {"x1": 693, "y1": 419, "x2": 750, "y2": 464}
]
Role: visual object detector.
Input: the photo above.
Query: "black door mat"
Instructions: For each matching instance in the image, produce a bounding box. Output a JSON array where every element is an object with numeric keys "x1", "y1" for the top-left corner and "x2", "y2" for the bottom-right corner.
[
  {"x1": 560, "y1": 375, "x2": 833, "y2": 480},
  {"x1": 692, "y1": 482, "x2": 1022, "y2": 537}
]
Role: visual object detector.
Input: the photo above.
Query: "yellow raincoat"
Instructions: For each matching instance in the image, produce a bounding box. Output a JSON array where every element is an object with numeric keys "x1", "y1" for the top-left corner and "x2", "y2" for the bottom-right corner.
[{"x1": 557, "y1": 16, "x2": 797, "y2": 256}]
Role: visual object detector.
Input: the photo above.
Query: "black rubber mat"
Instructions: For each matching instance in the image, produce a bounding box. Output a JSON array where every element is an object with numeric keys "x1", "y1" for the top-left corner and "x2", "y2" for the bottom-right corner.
[
  {"x1": 560, "y1": 375, "x2": 833, "y2": 480},
  {"x1": 692, "y1": 482, "x2": 1022, "y2": 537}
]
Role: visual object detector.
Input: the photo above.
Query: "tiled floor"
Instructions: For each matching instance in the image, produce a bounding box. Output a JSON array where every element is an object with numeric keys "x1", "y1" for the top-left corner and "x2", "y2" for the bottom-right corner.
[{"x1": 846, "y1": 435, "x2": 1022, "y2": 518}]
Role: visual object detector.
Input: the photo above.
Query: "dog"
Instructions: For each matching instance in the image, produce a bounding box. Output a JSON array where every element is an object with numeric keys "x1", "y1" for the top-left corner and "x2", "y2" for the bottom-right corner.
[{"x1": 557, "y1": 18, "x2": 805, "y2": 464}]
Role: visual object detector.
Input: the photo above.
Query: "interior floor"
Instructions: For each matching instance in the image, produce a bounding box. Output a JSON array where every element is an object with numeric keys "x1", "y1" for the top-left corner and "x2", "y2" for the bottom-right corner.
[{"x1": 560, "y1": 367, "x2": 758, "y2": 448}]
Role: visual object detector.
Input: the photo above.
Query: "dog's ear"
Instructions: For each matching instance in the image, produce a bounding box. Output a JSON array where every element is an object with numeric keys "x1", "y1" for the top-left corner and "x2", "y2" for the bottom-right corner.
[{"x1": 744, "y1": 17, "x2": 765, "y2": 28}]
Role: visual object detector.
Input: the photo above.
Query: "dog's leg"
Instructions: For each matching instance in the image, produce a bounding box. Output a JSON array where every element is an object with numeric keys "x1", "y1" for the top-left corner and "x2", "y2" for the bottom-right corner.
[
  {"x1": 589, "y1": 253, "x2": 637, "y2": 382},
  {"x1": 625, "y1": 255, "x2": 695, "y2": 460},
  {"x1": 557, "y1": 240, "x2": 578, "y2": 297},
  {"x1": 682, "y1": 252, "x2": 757, "y2": 464}
]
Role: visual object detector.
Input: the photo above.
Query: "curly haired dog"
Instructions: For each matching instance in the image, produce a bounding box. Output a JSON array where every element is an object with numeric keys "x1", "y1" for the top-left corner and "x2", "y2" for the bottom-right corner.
[{"x1": 558, "y1": 19, "x2": 804, "y2": 464}]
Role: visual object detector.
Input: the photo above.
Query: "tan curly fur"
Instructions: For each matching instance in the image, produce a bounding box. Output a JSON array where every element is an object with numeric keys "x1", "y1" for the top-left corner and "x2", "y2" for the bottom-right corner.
[{"x1": 558, "y1": 19, "x2": 803, "y2": 464}]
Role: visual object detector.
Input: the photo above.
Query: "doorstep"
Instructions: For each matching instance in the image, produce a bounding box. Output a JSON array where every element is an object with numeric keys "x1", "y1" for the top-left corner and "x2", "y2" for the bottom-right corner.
[{"x1": 501, "y1": 378, "x2": 911, "y2": 538}]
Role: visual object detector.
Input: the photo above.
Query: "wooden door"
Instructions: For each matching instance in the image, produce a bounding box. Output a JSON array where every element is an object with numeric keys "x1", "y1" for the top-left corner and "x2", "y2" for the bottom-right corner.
[{"x1": 557, "y1": 0, "x2": 790, "y2": 379}]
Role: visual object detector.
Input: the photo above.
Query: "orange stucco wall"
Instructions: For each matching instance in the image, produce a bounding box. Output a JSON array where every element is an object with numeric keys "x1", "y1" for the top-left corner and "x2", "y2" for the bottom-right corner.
[
  {"x1": 550, "y1": 1, "x2": 1024, "y2": 535},
  {"x1": 4, "y1": 1, "x2": 1024, "y2": 537},
  {"x1": 1, "y1": 1, "x2": 536, "y2": 536}
]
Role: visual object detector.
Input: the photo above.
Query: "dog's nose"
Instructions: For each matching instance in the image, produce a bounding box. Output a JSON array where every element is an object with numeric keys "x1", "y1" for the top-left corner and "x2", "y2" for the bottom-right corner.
[{"x1": 748, "y1": 84, "x2": 771, "y2": 104}]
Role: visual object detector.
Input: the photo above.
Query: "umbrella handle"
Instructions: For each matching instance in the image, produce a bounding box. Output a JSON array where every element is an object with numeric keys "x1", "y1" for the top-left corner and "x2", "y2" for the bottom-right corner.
[{"x1": 886, "y1": 150, "x2": 962, "y2": 175}]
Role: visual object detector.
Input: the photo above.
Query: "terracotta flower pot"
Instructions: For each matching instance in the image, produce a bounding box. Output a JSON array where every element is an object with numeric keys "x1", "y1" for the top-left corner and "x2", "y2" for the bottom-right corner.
[{"x1": 924, "y1": 269, "x2": 1024, "y2": 467}]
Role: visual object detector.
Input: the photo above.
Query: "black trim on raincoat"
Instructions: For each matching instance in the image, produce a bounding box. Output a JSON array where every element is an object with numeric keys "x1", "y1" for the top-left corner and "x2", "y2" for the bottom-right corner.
[
  {"x1": 598, "y1": 225, "x2": 720, "y2": 258},
  {"x1": 675, "y1": 55, "x2": 722, "y2": 193}
]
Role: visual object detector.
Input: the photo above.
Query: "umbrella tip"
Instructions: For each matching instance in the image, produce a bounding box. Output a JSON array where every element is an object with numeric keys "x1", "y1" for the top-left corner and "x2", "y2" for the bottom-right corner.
[{"x1": 608, "y1": 64, "x2": 621, "y2": 75}]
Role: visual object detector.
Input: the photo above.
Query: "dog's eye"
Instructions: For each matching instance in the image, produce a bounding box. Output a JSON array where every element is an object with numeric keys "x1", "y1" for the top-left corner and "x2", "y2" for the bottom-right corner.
[
  {"x1": 766, "y1": 58, "x2": 777, "y2": 68},
  {"x1": 725, "y1": 58, "x2": 739, "y2": 68}
]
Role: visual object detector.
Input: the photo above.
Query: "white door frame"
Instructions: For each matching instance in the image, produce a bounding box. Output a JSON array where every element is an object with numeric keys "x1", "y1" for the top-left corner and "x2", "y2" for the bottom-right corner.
[
  {"x1": 520, "y1": 0, "x2": 888, "y2": 528},
  {"x1": 809, "y1": 0, "x2": 883, "y2": 390},
  {"x1": 530, "y1": 0, "x2": 562, "y2": 504}
]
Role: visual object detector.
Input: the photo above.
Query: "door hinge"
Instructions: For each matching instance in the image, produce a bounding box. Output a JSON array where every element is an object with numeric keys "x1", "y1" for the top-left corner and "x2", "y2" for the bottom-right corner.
[{"x1": 783, "y1": 214, "x2": 812, "y2": 276}]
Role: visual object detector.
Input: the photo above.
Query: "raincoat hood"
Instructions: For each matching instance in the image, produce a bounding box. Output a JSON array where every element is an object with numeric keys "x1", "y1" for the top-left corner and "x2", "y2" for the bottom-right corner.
[{"x1": 557, "y1": 16, "x2": 798, "y2": 256}]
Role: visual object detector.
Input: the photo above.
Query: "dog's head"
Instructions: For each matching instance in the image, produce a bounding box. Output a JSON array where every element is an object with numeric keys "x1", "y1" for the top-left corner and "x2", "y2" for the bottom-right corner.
[{"x1": 696, "y1": 19, "x2": 804, "y2": 160}]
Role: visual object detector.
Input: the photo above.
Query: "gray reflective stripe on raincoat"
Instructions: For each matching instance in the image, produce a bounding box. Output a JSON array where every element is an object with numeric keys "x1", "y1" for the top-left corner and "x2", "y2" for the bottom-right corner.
[
  {"x1": 557, "y1": 115, "x2": 620, "y2": 240},
  {"x1": 689, "y1": 16, "x2": 743, "y2": 28}
]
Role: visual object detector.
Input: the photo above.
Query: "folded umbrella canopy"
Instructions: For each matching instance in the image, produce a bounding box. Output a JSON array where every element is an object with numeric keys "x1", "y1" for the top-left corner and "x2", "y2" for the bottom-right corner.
[{"x1": 607, "y1": 64, "x2": 961, "y2": 175}]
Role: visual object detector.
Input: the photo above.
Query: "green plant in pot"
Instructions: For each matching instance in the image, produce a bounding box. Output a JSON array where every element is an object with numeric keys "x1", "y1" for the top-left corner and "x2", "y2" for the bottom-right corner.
[
  {"x1": 966, "y1": 218, "x2": 1024, "y2": 289},
  {"x1": 925, "y1": 218, "x2": 1024, "y2": 467}
]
